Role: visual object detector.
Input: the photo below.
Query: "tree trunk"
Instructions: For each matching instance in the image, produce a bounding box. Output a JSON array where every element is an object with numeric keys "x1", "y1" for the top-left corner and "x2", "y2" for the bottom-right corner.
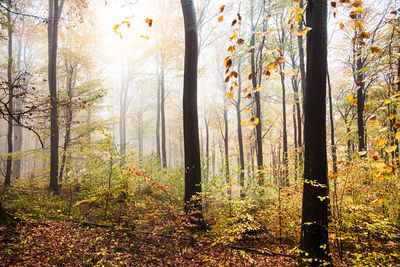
[
  {"x1": 250, "y1": 0, "x2": 263, "y2": 184},
  {"x1": 223, "y1": 109, "x2": 230, "y2": 201},
  {"x1": 327, "y1": 71, "x2": 337, "y2": 174},
  {"x1": 204, "y1": 114, "x2": 209, "y2": 182},
  {"x1": 0, "y1": 202, "x2": 15, "y2": 227},
  {"x1": 59, "y1": 65, "x2": 75, "y2": 182},
  {"x1": 181, "y1": 0, "x2": 205, "y2": 228},
  {"x1": 5, "y1": 0, "x2": 13, "y2": 187},
  {"x1": 280, "y1": 68, "x2": 289, "y2": 186},
  {"x1": 160, "y1": 54, "x2": 167, "y2": 168},
  {"x1": 356, "y1": 54, "x2": 366, "y2": 152},
  {"x1": 299, "y1": 0, "x2": 331, "y2": 265},
  {"x1": 237, "y1": 64, "x2": 245, "y2": 198},
  {"x1": 48, "y1": 0, "x2": 63, "y2": 194},
  {"x1": 156, "y1": 68, "x2": 161, "y2": 160}
]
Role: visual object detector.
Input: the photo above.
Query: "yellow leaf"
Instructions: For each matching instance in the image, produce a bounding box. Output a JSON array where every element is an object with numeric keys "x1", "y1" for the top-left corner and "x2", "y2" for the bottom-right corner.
[
  {"x1": 374, "y1": 174, "x2": 384, "y2": 182},
  {"x1": 346, "y1": 94, "x2": 353, "y2": 103},
  {"x1": 356, "y1": 7, "x2": 364, "y2": 13},
  {"x1": 354, "y1": 20, "x2": 363, "y2": 28},
  {"x1": 230, "y1": 31, "x2": 237, "y2": 41},
  {"x1": 255, "y1": 83, "x2": 265, "y2": 92},
  {"x1": 376, "y1": 163, "x2": 386, "y2": 169},
  {"x1": 251, "y1": 117, "x2": 259, "y2": 125},
  {"x1": 351, "y1": 98, "x2": 357, "y2": 106},
  {"x1": 140, "y1": 35, "x2": 150, "y2": 40},
  {"x1": 218, "y1": 16, "x2": 224, "y2": 22},
  {"x1": 266, "y1": 62, "x2": 277, "y2": 71},
  {"x1": 298, "y1": 27, "x2": 312, "y2": 35},
  {"x1": 340, "y1": 23, "x2": 345, "y2": 30},
  {"x1": 295, "y1": 13, "x2": 302, "y2": 22},
  {"x1": 377, "y1": 139, "x2": 387, "y2": 147},
  {"x1": 226, "y1": 92, "x2": 234, "y2": 99},
  {"x1": 244, "y1": 107, "x2": 252, "y2": 112},
  {"x1": 385, "y1": 145, "x2": 397, "y2": 153},
  {"x1": 241, "y1": 121, "x2": 247, "y2": 126},
  {"x1": 353, "y1": 0, "x2": 363, "y2": 7},
  {"x1": 121, "y1": 20, "x2": 131, "y2": 28},
  {"x1": 395, "y1": 131, "x2": 400, "y2": 139},
  {"x1": 384, "y1": 98, "x2": 391, "y2": 105},
  {"x1": 394, "y1": 78, "x2": 400, "y2": 84}
]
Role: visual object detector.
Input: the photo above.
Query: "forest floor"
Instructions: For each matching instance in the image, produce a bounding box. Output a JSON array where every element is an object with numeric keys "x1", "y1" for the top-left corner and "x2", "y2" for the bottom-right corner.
[{"x1": 0, "y1": 218, "x2": 301, "y2": 266}]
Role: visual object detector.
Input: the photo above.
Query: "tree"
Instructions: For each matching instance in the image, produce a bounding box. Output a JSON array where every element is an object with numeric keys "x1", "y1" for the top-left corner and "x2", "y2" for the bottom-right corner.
[
  {"x1": 299, "y1": 0, "x2": 331, "y2": 265},
  {"x1": 48, "y1": 0, "x2": 65, "y2": 194},
  {"x1": 180, "y1": 0, "x2": 205, "y2": 228}
]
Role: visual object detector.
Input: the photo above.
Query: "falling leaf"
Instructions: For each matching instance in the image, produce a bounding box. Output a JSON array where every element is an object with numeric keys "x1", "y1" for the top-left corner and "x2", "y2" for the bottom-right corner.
[
  {"x1": 225, "y1": 58, "x2": 232, "y2": 69},
  {"x1": 218, "y1": 16, "x2": 224, "y2": 22},
  {"x1": 145, "y1": 18, "x2": 153, "y2": 27},
  {"x1": 227, "y1": 45, "x2": 235, "y2": 53},
  {"x1": 354, "y1": 20, "x2": 363, "y2": 28},
  {"x1": 331, "y1": 1, "x2": 337, "y2": 8},
  {"x1": 230, "y1": 71, "x2": 238, "y2": 78},
  {"x1": 353, "y1": 0, "x2": 363, "y2": 7},
  {"x1": 255, "y1": 83, "x2": 265, "y2": 92},
  {"x1": 226, "y1": 92, "x2": 234, "y2": 99},
  {"x1": 231, "y1": 19, "x2": 237, "y2": 27},
  {"x1": 245, "y1": 107, "x2": 252, "y2": 112},
  {"x1": 351, "y1": 98, "x2": 357, "y2": 106},
  {"x1": 230, "y1": 31, "x2": 237, "y2": 41},
  {"x1": 225, "y1": 76, "x2": 230, "y2": 83},
  {"x1": 237, "y1": 38, "x2": 245, "y2": 45},
  {"x1": 241, "y1": 121, "x2": 247, "y2": 126},
  {"x1": 113, "y1": 24, "x2": 122, "y2": 38},
  {"x1": 219, "y1": 5, "x2": 225, "y2": 12},
  {"x1": 346, "y1": 94, "x2": 354, "y2": 103},
  {"x1": 297, "y1": 27, "x2": 312, "y2": 35},
  {"x1": 140, "y1": 35, "x2": 150, "y2": 40},
  {"x1": 356, "y1": 7, "x2": 364, "y2": 13},
  {"x1": 250, "y1": 117, "x2": 259, "y2": 125},
  {"x1": 121, "y1": 20, "x2": 131, "y2": 28},
  {"x1": 340, "y1": 23, "x2": 345, "y2": 30},
  {"x1": 371, "y1": 46, "x2": 382, "y2": 53},
  {"x1": 248, "y1": 73, "x2": 253, "y2": 80}
]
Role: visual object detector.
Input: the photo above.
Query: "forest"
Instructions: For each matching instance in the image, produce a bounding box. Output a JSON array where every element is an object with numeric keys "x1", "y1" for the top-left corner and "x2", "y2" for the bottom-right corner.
[{"x1": 0, "y1": 0, "x2": 399, "y2": 266}]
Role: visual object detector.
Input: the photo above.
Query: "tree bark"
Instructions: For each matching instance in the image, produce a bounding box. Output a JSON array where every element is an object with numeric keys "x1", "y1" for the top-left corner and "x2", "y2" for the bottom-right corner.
[
  {"x1": 299, "y1": 0, "x2": 331, "y2": 265},
  {"x1": 250, "y1": 1, "x2": 263, "y2": 184},
  {"x1": 280, "y1": 67, "x2": 289, "y2": 186},
  {"x1": 181, "y1": 0, "x2": 205, "y2": 228},
  {"x1": 48, "y1": 0, "x2": 63, "y2": 194},
  {"x1": 327, "y1": 71, "x2": 337, "y2": 174},
  {"x1": 5, "y1": 0, "x2": 13, "y2": 187}
]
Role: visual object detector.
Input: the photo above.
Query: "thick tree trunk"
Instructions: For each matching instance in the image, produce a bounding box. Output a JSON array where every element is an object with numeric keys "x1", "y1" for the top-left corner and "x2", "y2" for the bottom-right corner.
[
  {"x1": 5, "y1": 0, "x2": 13, "y2": 187},
  {"x1": 48, "y1": 0, "x2": 63, "y2": 194},
  {"x1": 299, "y1": 0, "x2": 331, "y2": 265},
  {"x1": 181, "y1": 0, "x2": 205, "y2": 228}
]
